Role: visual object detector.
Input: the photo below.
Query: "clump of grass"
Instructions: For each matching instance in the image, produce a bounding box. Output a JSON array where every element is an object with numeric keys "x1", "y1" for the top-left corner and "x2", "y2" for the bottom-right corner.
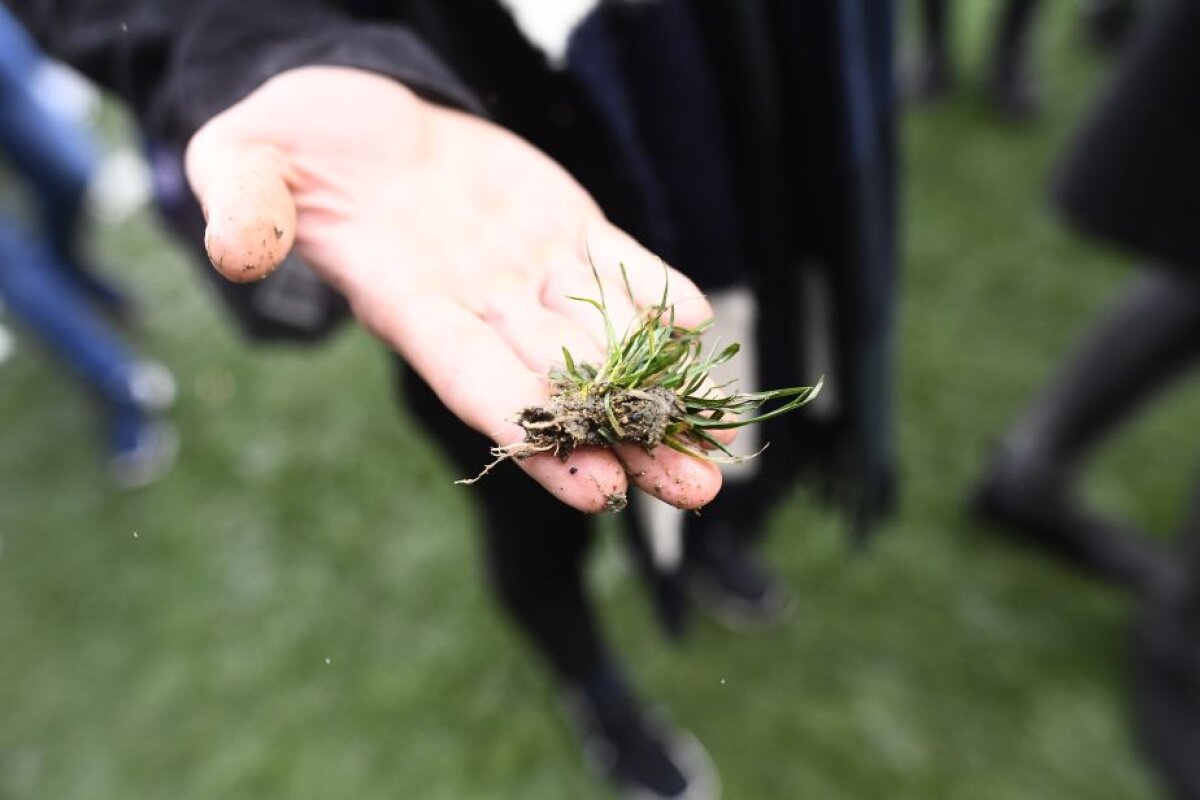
[{"x1": 460, "y1": 264, "x2": 821, "y2": 483}]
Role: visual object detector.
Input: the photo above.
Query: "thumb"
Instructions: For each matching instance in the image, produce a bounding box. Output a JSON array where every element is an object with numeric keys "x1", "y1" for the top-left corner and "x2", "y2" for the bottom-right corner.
[{"x1": 184, "y1": 137, "x2": 296, "y2": 283}]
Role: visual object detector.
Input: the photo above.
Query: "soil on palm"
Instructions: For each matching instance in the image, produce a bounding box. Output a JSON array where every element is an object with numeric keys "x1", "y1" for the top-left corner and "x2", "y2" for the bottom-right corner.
[{"x1": 516, "y1": 384, "x2": 684, "y2": 459}]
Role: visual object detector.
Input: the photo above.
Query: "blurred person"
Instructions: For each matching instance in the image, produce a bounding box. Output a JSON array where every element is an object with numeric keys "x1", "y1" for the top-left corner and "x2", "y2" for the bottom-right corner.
[
  {"x1": 971, "y1": 0, "x2": 1197, "y2": 593},
  {"x1": 12, "y1": 4, "x2": 727, "y2": 795},
  {"x1": 0, "y1": 3, "x2": 176, "y2": 487},
  {"x1": 10, "y1": 1, "x2": 898, "y2": 797},
  {"x1": 913, "y1": 0, "x2": 1141, "y2": 120},
  {"x1": 971, "y1": 270, "x2": 1194, "y2": 590},
  {"x1": 623, "y1": 1, "x2": 899, "y2": 636},
  {"x1": 913, "y1": 0, "x2": 1045, "y2": 119},
  {"x1": 969, "y1": 0, "x2": 1200, "y2": 793}
]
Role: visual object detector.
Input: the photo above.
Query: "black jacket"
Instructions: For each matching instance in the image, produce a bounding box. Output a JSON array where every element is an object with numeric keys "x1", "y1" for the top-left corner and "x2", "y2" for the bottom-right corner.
[
  {"x1": 10, "y1": 1, "x2": 479, "y2": 139},
  {"x1": 11, "y1": 0, "x2": 900, "y2": 532},
  {"x1": 9, "y1": 0, "x2": 673, "y2": 250}
]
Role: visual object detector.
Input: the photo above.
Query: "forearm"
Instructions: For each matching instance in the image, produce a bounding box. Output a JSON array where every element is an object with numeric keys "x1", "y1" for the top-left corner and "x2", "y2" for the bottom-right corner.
[{"x1": 7, "y1": 0, "x2": 481, "y2": 145}]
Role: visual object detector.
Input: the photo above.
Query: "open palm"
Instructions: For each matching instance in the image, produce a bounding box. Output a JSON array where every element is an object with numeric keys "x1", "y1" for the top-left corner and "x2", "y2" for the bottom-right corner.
[{"x1": 186, "y1": 66, "x2": 725, "y2": 512}]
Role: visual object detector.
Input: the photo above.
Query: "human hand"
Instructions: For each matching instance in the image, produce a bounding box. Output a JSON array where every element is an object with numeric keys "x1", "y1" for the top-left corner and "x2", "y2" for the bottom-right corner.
[{"x1": 185, "y1": 66, "x2": 727, "y2": 512}]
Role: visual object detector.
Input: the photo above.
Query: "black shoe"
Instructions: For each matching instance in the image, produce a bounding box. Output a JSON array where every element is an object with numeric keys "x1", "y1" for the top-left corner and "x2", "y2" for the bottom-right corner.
[
  {"x1": 684, "y1": 522, "x2": 793, "y2": 633},
  {"x1": 970, "y1": 448, "x2": 1174, "y2": 592},
  {"x1": 1131, "y1": 579, "x2": 1200, "y2": 799},
  {"x1": 561, "y1": 685, "x2": 719, "y2": 799}
]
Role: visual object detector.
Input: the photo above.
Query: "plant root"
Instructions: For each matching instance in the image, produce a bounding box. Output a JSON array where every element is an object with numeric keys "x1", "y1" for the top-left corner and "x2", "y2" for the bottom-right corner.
[{"x1": 455, "y1": 385, "x2": 683, "y2": 486}]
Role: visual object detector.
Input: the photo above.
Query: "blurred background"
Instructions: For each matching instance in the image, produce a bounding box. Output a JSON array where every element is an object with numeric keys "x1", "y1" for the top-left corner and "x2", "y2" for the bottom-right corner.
[{"x1": 0, "y1": 2, "x2": 1193, "y2": 798}]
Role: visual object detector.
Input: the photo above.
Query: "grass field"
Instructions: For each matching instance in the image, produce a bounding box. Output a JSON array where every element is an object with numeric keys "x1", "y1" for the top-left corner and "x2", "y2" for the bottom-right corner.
[{"x1": 1, "y1": 6, "x2": 1195, "y2": 799}]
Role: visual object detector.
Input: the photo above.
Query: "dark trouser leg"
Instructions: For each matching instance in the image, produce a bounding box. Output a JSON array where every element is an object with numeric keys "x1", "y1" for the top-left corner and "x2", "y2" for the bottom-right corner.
[
  {"x1": 477, "y1": 487, "x2": 608, "y2": 682},
  {"x1": 994, "y1": 0, "x2": 1040, "y2": 67},
  {"x1": 975, "y1": 270, "x2": 1200, "y2": 589},
  {"x1": 1005, "y1": 270, "x2": 1200, "y2": 475},
  {"x1": 915, "y1": 0, "x2": 953, "y2": 98},
  {"x1": 682, "y1": 475, "x2": 795, "y2": 631},
  {"x1": 920, "y1": 0, "x2": 949, "y2": 59},
  {"x1": 396, "y1": 357, "x2": 611, "y2": 682},
  {"x1": 989, "y1": 0, "x2": 1043, "y2": 119},
  {"x1": 396, "y1": 359, "x2": 709, "y2": 795}
]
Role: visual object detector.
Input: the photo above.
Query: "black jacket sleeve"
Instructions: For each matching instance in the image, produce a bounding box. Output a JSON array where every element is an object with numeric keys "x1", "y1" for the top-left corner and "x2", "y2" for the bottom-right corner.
[{"x1": 7, "y1": 0, "x2": 483, "y2": 145}]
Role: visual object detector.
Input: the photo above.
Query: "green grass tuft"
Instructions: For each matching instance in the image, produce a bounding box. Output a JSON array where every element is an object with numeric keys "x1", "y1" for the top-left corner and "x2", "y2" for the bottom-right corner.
[{"x1": 552, "y1": 262, "x2": 821, "y2": 461}]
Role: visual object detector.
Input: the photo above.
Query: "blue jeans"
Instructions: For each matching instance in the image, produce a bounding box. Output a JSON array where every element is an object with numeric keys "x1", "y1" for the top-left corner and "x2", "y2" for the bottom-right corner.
[
  {"x1": 0, "y1": 6, "x2": 96, "y2": 262},
  {"x1": 0, "y1": 221, "x2": 136, "y2": 403},
  {"x1": 0, "y1": 4, "x2": 138, "y2": 405}
]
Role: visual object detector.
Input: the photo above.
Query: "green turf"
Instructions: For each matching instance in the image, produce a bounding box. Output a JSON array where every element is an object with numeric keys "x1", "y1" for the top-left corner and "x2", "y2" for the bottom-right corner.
[{"x1": 1, "y1": 6, "x2": 1193, "y2": 799}]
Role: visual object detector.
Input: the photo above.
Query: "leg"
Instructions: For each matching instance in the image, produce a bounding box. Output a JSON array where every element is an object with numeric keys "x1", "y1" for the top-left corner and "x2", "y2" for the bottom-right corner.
[
  {"x1": 0, "y1": 15, "x2": 128, "y2": 313},
  {"x1": 1004, "y1": 270, "x2": 1200, "y2": 473},
  {"x1": 0, "y1": 220, "x2": 134, "y2": 402},
  {"x1": 682, "y1": 288, "x2": 793, "y2": 631},
  {"x1": 0, "y1": 219, "x2": 175, "y2": 485},
  {"x1": 622, "y1": 286, "x2": 794, "y2": 636},
  {"x1": 974, "y1": 269, "x2": 1200, "y2": 589},
  {"x1": 988, "y1": 0, "x2": 1043, "y2": 120},
  {"x1": 398, "y1": 356, "x2": 607, "y2": 681},
  {"x1": 681, "y1": 477, "x2": 795, "y2": 632},
  {"x1": 914, "y1": 0, "x2": 954, "y2": 99},
  {"x1": 397, "y1": 360, "x2": 717, "y2": 798}
]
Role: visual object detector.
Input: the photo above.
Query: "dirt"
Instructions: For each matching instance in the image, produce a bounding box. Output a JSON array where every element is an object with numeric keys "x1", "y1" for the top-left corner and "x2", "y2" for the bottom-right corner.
[
  {"x1": 514, "y1": 384, "x2": 685, "y2": 460},
  {"x1": 604, "y1": 492, "x2": 629, "y2": 513},
  {"x1": 457, "y1": 384, "x2": 692, "y2": 493}
]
